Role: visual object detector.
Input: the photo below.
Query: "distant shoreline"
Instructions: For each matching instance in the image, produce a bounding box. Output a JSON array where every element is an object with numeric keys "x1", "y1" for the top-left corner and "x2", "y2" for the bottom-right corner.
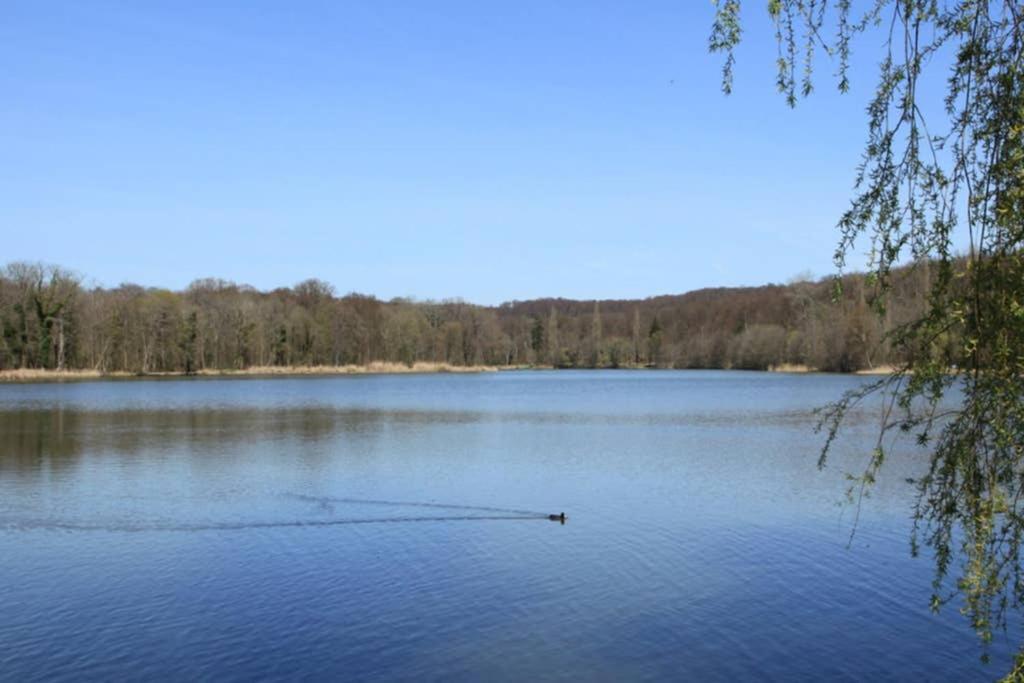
[
  {"x1": 0, "y1": 363, "x2": 900, "y2": 383},
  {"x1": 0, "y1": 362, "x2": 503, "y2": 383}
]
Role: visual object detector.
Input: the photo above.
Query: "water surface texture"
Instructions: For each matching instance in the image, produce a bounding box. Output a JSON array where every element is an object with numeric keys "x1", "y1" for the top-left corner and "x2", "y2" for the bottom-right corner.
[{"x1": 0, "y1": 371, "x2": 1013, "y2": 680}]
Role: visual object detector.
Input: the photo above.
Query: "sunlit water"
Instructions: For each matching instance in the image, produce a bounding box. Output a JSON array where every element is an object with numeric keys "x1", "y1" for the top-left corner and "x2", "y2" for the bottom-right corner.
[{"x1": 0, "y1": 370, "x2": 1014, "y2": 680}]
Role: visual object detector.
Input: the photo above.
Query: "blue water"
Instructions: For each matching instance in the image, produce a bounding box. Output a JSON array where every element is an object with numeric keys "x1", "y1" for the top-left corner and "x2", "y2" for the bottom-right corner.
[{"x1": 0, "y1": 371, "x2": 1013, "y2": 680}]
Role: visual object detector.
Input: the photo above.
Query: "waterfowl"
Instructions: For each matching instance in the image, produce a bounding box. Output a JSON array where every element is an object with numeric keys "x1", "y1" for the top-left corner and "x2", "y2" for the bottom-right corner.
[{"x1": 548, "y1": 512, "x2": 566, "y2": 524}]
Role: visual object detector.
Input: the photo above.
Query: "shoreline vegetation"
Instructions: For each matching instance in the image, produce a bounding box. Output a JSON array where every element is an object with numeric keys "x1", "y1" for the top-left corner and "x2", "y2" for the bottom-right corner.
[
  {"x1": 0, "y1": 363, "x2": 899, "y2": 383},
  {"x1": 767, "y1": 363, "x2": 898, "y2": 375},
  {"x1": 2, "y1": 262, "x2": 937, "y2": 378},
  {"x1": 0, "y1": 362, "x2": 502, "y2": 382}
]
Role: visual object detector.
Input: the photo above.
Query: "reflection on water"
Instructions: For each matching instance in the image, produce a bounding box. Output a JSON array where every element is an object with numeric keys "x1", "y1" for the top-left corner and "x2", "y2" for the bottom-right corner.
[
  {"x1": 0, "y1": 371, "x2": 1012, "y2": 681},
  {"x1": 0, "y1": 404, "x2": 880, "y2": 462}
]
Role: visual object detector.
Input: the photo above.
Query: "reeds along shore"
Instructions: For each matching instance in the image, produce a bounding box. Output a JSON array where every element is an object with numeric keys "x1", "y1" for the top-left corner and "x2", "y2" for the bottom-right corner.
[
  {"x1": 0, "y1": 363, "x2": 903, "y2": 383},
  {"x1": 0, "y1": 362, "x2": 502, "y2": 382},
  {"x1": 767, "y1": 363, "x2": 899, "y2": 375}
]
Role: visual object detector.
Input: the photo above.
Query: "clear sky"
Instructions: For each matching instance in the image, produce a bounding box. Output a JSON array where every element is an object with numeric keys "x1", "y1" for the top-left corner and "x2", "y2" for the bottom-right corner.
[{"x1": 2, "y1": 1, "x2": 892, "y2": 304}]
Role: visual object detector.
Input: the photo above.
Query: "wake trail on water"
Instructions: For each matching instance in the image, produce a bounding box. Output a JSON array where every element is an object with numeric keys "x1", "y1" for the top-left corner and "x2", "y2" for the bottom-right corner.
[
  {"x1": 0, "y1": 493, "x2": 559, "y2": 533},
  {"x1": 3, "y1": 514, "x2": 549, "y2": 533},
  {"x1": 283, "y1": 492, "x2": 549, "y2": 517}
]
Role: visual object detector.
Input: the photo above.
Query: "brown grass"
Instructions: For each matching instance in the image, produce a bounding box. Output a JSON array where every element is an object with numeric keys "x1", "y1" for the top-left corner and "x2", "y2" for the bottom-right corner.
[
  {"x1": 855, "y1": 364, "x2": 900, "y2": 375},
  {"x1": 196, "y1": 362, "x2": 498, "y2": 376},
  {"x1": 0, "y1": 363, "x2": 907, "y2": 383},
  {"x1": 769, "y1": 363, "x2": 902, "y2": 375},
  {"x1": 767, "y1": 363, "x2": 815, "y2": 373},
  {"x1": 0, "y1": 368, "x2": 115, "y2": 382},
  {"x1": 0, "y1": 363, "x2": 499, "y2": 383}
]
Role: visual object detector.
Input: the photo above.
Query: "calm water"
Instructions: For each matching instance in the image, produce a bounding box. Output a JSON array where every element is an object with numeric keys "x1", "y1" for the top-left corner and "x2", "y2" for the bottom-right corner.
[{"x1": 0, "y1": 370, "x2": 1013, "y2": 681}]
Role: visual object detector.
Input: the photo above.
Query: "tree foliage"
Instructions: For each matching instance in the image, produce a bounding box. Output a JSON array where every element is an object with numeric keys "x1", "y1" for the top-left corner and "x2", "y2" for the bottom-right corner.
[{"x1": 711, "y1": 0, "x2": 1024, "y2": 672}]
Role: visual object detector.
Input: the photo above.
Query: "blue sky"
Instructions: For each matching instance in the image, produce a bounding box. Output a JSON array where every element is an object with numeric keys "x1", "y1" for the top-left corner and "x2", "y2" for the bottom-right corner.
[{"x1": 2, "y1": 1, "x2": 890, "y2": 303}]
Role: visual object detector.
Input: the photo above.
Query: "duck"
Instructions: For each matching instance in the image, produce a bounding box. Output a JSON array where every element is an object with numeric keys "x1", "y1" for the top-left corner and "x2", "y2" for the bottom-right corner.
[{"x1": 548, "y1": 512, "x2": 566, "y2": 524}]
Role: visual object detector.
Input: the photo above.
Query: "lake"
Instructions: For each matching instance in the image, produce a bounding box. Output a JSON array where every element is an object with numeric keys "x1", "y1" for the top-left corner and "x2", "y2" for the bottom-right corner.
[{"x1": 0, "y1": 370, "x2": 1013, "y2": 680}]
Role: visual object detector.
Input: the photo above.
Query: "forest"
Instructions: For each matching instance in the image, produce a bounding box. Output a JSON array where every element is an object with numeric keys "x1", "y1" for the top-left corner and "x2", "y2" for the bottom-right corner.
[{"x1": 0, "y1": 261, "x2": 942, "y2": 374}]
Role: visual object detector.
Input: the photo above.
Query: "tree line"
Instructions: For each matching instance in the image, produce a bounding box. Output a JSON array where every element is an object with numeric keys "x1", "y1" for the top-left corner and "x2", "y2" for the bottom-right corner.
[{"x1": 0, "y1": 261, "x2": 937, "y2": 374}]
